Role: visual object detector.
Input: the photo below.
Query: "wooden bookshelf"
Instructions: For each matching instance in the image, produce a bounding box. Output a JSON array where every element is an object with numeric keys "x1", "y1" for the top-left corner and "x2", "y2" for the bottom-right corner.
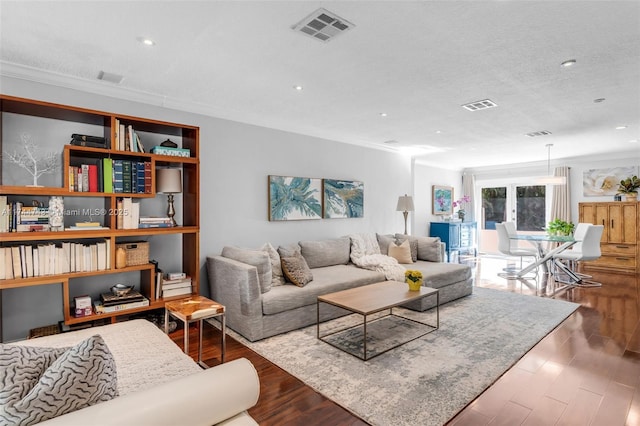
[{"x1": 0, "y1": 95, "x2": 200, "y2": 333}]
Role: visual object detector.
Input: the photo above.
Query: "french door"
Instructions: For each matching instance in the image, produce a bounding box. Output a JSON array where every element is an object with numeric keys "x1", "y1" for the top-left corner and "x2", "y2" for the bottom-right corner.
[{"x1": 481, "y1": 184, "x2": 546, "y2": 232}]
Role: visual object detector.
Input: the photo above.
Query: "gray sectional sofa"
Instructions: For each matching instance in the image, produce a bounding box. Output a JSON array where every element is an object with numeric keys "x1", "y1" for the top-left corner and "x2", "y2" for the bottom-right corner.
[{"x1": 207, "y1": 233, "x2": 472, "y2": 342}]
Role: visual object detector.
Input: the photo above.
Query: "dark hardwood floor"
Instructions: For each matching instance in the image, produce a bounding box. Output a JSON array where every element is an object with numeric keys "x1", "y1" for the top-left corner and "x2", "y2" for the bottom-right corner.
[{"x1": 172, "y1": 257, "x2": 640, "y2": 425}]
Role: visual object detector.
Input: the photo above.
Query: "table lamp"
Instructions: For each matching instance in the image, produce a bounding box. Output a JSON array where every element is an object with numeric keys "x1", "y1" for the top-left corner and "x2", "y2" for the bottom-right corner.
[
  {"x1": 396, "y1": 194, "x2": 414, "y2": 235},
  {"x1": 156, "y1": 168, "x2": 182, "y2": 226}
]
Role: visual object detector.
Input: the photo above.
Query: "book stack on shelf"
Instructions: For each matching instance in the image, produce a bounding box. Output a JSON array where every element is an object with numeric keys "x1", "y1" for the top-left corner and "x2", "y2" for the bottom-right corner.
[
  {"x1": 156, "y1": 272, "x2": 192, "y2": 299},
  {"x1": 0, "y1": 198, "x2": 51, "y2": 233},
  {"x1": 139, "y1": 217, "x2": 173, "y2": 228},
  {"x1": 68, "y1": 158, "x2": 151, "y2": 194},
  {"x1": 94, "y1": 289, "x2": 149, "y2": 314},
  {"x1": 116, "y1": 198, "x2": 140, "y2": 229},
  {"x1": 0, "y1": 240, "x2": 111, "y2": 279}
]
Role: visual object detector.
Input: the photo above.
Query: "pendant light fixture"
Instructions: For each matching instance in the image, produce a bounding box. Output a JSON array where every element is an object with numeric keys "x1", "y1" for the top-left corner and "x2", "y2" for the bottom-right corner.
[{"x1": 535, "y1": 144, "x2": 566, "y2": 185}]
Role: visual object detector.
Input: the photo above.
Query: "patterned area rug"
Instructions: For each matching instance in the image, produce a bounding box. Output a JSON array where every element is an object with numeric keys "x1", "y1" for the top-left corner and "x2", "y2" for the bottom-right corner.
[{"x1": 223, "y1": 287, "x2": 579, "y2": 426}]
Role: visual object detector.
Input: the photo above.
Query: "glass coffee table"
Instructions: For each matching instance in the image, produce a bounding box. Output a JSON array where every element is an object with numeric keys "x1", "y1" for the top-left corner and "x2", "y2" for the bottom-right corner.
[{"x1": 317, "y1": 281, "x2": 439, "y2": 360}]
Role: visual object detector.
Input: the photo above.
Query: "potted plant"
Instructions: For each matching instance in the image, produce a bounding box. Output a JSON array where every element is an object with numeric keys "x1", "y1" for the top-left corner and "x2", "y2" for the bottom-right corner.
[
  {"x1": 617, "y1": 175, "x2": 640, "y2": 201},
  {"x1": 546, "y1": 219, "x2": 575, "y2": 236},
  {"x1": 404, "y1": 270, "x2": 423, "y2": 291}
]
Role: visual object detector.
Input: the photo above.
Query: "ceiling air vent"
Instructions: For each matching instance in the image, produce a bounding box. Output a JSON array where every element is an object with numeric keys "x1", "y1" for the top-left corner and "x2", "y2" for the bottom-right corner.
[
  {"x1": 97, "y1": 71, "x2": 124, "y2": 84},
  {"x1": 292, "y1": 8, "x2": 355, "y2": 43},
  {"x1": 526, "y1": 130, "x2": 553, "y2": 137},
  {"x1": 461, "y1": 99, "x2": 498, "y2": 111}
]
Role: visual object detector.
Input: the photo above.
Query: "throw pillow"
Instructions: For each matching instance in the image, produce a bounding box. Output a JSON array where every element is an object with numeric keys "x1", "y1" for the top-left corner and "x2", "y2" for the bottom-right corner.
[
  {"x1": 261, "y1": 242, "x2": 286, "y2": 287},
  {"x1": 221, "y1": 246, "x2": 273, "y2": 293},
  {"x1": 395, "y1": 234, "x2": 418, "y2": 262},
  {"x1": 0, "y1": 345, "x2": 69, "y2": 409},
  {"x1": 416, "y1": 236, "x2": 443, "y2": 262},
  {"x1": 388, "y1": 240, "x2": 413, "y2": 264},
  {"x1": 281, "y1": 252, "x2": 314, "y2": 287},
  {"x1": 0, "y1": 335, "x2": 118, "y2": 426},
  {"x1": 277, "y1": 243, "x2": 302, "y2": 258},
  {"x1": 376, "y1": 234, "x2": 396, "y2": 256}
]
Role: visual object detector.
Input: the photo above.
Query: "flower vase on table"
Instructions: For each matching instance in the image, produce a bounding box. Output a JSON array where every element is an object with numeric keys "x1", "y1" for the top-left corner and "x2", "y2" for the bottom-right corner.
[{"x1": 405, "y1": 269, "x2": 423, "y2": 291}]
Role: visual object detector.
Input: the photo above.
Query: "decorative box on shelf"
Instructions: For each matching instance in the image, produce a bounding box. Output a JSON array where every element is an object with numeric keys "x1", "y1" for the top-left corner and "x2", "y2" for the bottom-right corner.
[
  {"x1": 150, "y1": 146, "x2": 190, "y2": 158},
  {"x1": 74, "y1": 295, "x2": 93, "y2": 317},
  {"x1": 115, "y1": 241, "x2": 149, "y2": 267}
]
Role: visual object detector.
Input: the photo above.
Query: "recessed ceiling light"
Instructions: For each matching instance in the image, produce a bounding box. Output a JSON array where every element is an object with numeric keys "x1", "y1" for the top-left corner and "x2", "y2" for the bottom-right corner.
[
  {"x1": 293, "y1": 85, "x2": 303, "y2": 91},
  {"x1": 561, "y1": 59, "x2": 576, "y2": 67},
  {"x1": 593, "y1": 98, "x2": 606, "y2": 103},
  {"x1": 380, "y1": 113, "x2": 388, "y2": 117},
  {"x1": 435, "y1": 130, "x2": 442, "y2": 134},
  {"x1": 137, "y1": 37, "x2": 155, "y2": 46},
  {"x1": 630, "y1": 139, "x2": 638, "y2": 143},
  {"x1": 616, "y1": 126, "x2": 628, "y2": 130}
]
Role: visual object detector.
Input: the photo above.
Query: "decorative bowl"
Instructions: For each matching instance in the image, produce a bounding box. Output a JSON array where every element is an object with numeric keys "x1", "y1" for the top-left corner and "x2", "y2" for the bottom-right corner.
[{"x1": 111, "y1": 284, "x2": 134, "y2": 296}]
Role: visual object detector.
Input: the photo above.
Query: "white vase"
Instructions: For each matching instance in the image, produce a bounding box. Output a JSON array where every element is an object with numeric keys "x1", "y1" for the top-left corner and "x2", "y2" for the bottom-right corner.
[{"x1": 49, "y1": 196, "x2": 64, "y2": 231}]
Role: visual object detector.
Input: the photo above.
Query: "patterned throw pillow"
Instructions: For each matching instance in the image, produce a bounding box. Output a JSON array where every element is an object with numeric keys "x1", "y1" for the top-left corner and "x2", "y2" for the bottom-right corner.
[
  {"x1": 281, "y1": 252, "x2": 314, "y2": 287},
  {"x1": 0, "y1": 335, "x2": 118, "y2": 426},
  {"x1": 388, "y1": 240, "x2": 414, "y2": 264}
]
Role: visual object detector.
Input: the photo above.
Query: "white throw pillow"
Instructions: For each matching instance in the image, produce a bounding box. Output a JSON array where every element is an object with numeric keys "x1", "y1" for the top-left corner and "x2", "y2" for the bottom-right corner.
[{"x1": 388, "y1": 240, "x2": 413, "y2": 264}]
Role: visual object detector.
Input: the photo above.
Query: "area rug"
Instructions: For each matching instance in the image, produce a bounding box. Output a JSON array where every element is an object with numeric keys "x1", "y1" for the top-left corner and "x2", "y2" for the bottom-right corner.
[{"x1": 223, "y1": 287, "x2": 579, "y2": 426}]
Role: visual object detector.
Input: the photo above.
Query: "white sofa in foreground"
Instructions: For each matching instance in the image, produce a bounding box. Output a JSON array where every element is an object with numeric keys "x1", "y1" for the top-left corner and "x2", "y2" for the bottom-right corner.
[{"x1": 7, "y1": 319, "x2": 260, "y2": 426}]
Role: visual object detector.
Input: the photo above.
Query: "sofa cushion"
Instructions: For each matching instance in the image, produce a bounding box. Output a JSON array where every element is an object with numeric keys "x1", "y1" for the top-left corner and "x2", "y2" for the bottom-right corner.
[
  {"x1": 281, "y1": 252, "x2": 313, "y2": 287},
  {"x1": 395, "y1": 234, "x2": 418, "y2": 262},
  {"x1": 299, "y1": 237, "x2": 350, "y2": 269},
  {"x1": 412, "y1": 260, "x2": 471, "y2": 288},
  {"x1": 261, "y1": 242, "x2": 286, "y2": 287},
  {"x1": 388, "y1": 240, "x2": 413, "y2": 264},
  {"x1": 0, "y1": 335, "x2": 118, "y2": 426},
  {"x1": 376, "y1": 234, "x2": 396, "y2": 256},
  {"x1": 416, "y1": 236, "x2": 443, "y2": 262},
  {"x1": 222, "y1": 246, "x2": 272, "y2": 293},
  {"x1": 262, "y1": 265, "x2": 386, "y2": 315}
]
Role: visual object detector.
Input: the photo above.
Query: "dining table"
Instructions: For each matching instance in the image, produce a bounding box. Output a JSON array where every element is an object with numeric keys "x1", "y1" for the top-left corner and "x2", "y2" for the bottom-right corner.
[{"x1": 509, "y1": 234, "x2": 582, "y2": 284}]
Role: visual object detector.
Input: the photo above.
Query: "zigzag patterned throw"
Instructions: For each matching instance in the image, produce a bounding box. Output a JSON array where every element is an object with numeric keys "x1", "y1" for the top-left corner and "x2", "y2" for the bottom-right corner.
[{"x1": 0, "y1": 335, "x2": 118, "y2": 426}]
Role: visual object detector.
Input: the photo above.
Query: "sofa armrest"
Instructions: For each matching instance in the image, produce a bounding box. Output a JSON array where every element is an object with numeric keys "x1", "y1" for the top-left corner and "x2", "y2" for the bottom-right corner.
[
  {"x1": 207, "y1": 255, "x2": 262, "y2": 316},
  {"x1": 39, "y1": 358, "x2": 260, "y2": 426}
]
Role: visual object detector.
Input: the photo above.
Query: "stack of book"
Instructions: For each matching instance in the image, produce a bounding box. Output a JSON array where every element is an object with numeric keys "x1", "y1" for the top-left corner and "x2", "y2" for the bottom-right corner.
[
  {"x1": 156, "y1": 273, "x2": 192, "y2": 299},
  {"x1": 0, "y1": 199, "x2": 51, "y2": 233},
  {"x1": 94, "y1": 289, "x2": 149, "y2": 314},
  {"x1": 139, "y1": 217, "x2": 173, "y2": 228}
]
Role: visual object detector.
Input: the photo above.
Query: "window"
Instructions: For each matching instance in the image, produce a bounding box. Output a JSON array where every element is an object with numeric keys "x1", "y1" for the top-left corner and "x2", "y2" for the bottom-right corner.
[{"x1": 481, "y1": 184, "x2": 546, "y2": 231}]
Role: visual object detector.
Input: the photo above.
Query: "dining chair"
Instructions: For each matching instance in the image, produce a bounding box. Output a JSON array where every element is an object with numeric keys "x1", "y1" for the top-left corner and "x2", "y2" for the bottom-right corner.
[
  {"x1": 552, "y1": 224, "x2": 604, "y2": 287},
  {"x1": 496, "y1": 222, "x2": 538, "y2": 277}
]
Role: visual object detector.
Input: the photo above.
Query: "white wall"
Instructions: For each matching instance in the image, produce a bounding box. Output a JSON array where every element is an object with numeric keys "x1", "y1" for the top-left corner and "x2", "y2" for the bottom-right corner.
[{"x1": 1, "y1": 76, "x2": 412, "y2": 341}]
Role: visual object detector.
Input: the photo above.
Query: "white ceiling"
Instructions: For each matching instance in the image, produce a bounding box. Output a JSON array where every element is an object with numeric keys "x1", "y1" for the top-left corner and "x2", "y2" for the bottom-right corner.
[{"x1": 1, "y1": 1, "x2": 639, "y2": 170}]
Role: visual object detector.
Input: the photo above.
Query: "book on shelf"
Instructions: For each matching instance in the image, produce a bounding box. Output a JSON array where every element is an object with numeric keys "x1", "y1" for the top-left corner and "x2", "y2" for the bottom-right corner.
[
  {"x1": 100, "y1": 290, "x2": 145, "y2": 306},
  {"x1": 166, "y1": 271, "x2": 186, "y2": 280},
  {"x1": 162, "y1": 278, "x2": 192, "y2": 290},
  {"x1": 151, "y1": 146, "x2": 190, "y2": 157},
  {"x1": 94, "y1": 298, "x2": 149, "y2": 314},
  {"x1": 162, "y1": 286, "x2": 192, "y2": 298}
]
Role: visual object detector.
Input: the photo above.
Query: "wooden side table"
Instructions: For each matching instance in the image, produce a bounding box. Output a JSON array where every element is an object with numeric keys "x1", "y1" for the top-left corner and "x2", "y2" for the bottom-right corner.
[{"x1": 164, "y1": 295, "x2": 225, "y2": 368}]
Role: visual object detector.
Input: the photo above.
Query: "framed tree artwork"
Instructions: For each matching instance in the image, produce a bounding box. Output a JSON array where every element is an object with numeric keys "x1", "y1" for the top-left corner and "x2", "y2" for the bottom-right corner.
[{"x1": 432, "y1": 185, "x2": 453, "y2": 215}]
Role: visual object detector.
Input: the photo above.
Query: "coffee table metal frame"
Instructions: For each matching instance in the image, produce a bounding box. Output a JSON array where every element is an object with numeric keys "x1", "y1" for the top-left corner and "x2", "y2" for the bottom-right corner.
[{"x1": 317, "y1": 281, "x2": 439, "y2": 361}]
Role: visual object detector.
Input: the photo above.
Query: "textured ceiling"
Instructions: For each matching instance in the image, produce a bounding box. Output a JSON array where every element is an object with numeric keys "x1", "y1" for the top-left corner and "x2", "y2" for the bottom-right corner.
[{"x1": 1, "y1": 1, "x2": 639, "y2": 170}]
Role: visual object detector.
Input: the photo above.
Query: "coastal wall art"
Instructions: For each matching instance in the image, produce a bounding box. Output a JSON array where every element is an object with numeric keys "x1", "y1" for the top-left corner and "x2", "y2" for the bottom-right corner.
[
  {"x1": 323, "y1": 179, "x2": 364, "y2": 218},
  {"x1": 268, "y1": 175, "x2": 322, "y2": 221}
]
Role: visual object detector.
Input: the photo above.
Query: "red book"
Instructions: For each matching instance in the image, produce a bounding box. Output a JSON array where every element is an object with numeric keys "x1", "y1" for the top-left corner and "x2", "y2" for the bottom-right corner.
[
  {"x1": 88, "y1": 164, "x2": 98, "y2": 192},
  {"x1": 144, "y1": 162, "x2": 152, "y2": 193}
]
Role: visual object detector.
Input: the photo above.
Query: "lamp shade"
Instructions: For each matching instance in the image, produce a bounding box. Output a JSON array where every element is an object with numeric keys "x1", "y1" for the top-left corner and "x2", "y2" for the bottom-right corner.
[
  {"x1": 156, "y1": 168, "x2": 182, "y2": 193},
  {"x1": 396, "y1": 194, "x2": 414, "y2": 212}
]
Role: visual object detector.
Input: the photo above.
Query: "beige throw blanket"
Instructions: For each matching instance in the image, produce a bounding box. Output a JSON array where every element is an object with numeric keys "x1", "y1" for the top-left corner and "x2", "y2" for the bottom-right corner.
[{"x1": 349, "y1": 233, "x2": 406, "y2": 281}]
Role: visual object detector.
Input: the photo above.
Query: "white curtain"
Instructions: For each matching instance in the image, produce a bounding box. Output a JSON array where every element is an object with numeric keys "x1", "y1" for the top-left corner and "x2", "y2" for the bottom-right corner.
[
  {"x1": 550, "y1": 166, "x2": 571, "y2": 222},
  {"x1": 462, "y1": 173, "x2": 476, "y2": 222}
]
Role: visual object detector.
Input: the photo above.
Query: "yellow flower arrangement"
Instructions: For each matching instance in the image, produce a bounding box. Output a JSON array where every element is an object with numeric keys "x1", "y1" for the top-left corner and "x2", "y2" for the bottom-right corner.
[{"x1": 405, "y1": 270, "x2": 423, "y2": 282}]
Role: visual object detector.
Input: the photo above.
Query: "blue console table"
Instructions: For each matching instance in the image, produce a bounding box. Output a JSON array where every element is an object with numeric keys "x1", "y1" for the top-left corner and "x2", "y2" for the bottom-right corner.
[{"x1": 429, "y1": 221, "x2": 477, "y2": 262}]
